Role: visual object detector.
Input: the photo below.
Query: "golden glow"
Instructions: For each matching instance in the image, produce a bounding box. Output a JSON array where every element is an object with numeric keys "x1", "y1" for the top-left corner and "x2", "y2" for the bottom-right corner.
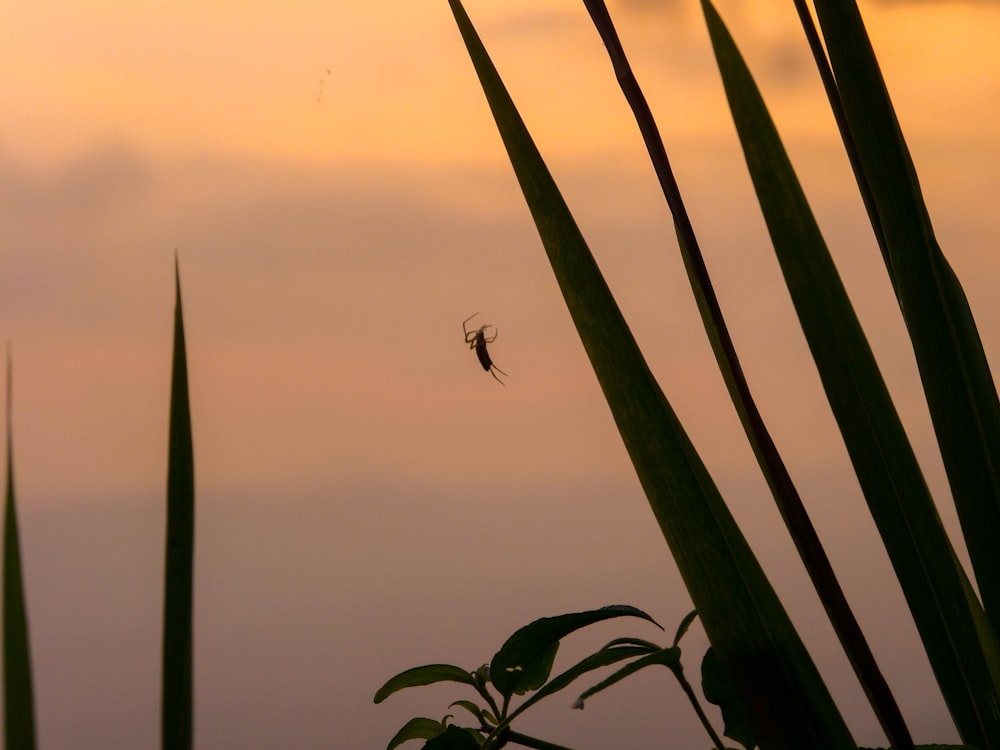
[
  {"x1": 3, "y1": 2, "x2": 998, "y2": 748},
  {"x1": 4, "y1": 1, "x2": 998, "y2": 166}
]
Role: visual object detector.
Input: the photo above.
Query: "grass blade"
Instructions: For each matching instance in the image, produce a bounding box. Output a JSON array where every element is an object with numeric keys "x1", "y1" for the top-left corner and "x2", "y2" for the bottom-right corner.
[
  {"x1": 580, "y1": 0, "x2": 909, "y2": 745},
  {"x1": 811, "y1": 0, "x2": 1000, "y2": 637},
  {"x1": 162, "y1": 260, "x2": 195, "y2": 750},
  {"x1": 446, "y1": 2, "x2": 855, "y2": 746},
  {"x1": 701, "y1": 2, "x2": 1000, "y2": 746},
  {"x1": 4, "y1": 351, "x2": 37, "y2": 750}
]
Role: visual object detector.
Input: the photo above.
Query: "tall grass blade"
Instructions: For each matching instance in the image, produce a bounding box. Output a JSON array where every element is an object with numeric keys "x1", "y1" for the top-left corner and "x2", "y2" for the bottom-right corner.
[
  {"x1": 811, "y1": 0, "x2": 1000, "y2": 637},
  {"x1": 580, "y1": 1, "x2": 908, "y2": 745},
  {"x1": 446, "y1": 2, "x2": 855, "y2": 747},
  {"x1": 701, "y1": 2, "x2": 1000, "y2": 746},
  {"x1": 789, "y1": 0, "x2": 895, "y2": 294},
  {"x1": 162, "y1": 260, "x2": 195, "y2": 750},
  {"x1": 4, "y1": 351, "x2": 37, "y2": 750}
]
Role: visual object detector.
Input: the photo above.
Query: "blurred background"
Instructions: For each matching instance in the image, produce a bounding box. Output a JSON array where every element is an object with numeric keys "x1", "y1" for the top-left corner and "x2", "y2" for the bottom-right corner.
[{"x1": 2, "y1": 0, "x2": 999, "y2": 747}]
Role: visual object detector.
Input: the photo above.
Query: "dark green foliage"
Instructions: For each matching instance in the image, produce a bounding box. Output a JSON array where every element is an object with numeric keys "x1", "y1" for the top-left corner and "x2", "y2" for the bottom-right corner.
[
  {"x1": 489, "y1": 605, "x2": 660, "y2": 699},
  {"x1": 375, "y1": 605, "x2": 677, "y2": 750}
]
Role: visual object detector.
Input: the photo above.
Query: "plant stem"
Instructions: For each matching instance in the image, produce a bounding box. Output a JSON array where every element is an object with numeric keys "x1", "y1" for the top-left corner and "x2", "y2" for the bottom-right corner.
[
  {"x1": 503, "y1": 729, "x2": 578, "y2": 750},
  {"x1": 671, "y1": 664, "x2": 727, "y2": 750}
]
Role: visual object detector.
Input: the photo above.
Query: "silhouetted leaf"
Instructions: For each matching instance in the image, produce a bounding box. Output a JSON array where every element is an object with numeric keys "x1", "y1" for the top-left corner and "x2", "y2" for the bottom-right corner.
[
  {"x1": 671, "y1": 610, "x2": 698, "y2": 648},
  {"x1": 489, "y1": 605, "x2": 659, "y2": 698},
  {"x1": 386, "y1": 717, "x2": 448, "y2": 750},
  {"x1": 574, "y1": 647, "x2": 680, "y2": 710},
  {"x1": 449, "y1": 700, "x2": 493, "y2": 727},
  {"x1": 702, "y1": 647, "x2": 757, "y2": 750},
  {"x1": 424, "y1": 725, "x2": 482, "y2": 749},
  {"x1": 501, "y1": 642, "x2": 655, "y2": 730},
  {"x1": 375, "y1": 664, "x2": 476, "y2": 704}
]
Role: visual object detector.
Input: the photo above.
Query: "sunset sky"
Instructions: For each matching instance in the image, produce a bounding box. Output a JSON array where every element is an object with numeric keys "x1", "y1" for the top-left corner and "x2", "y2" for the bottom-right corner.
[{"x1": 2, "y1": 1, "x2": 999, "y2": 748}]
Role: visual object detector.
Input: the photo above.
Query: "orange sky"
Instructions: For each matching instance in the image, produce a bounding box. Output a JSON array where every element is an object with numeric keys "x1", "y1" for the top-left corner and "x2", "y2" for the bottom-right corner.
[{"x1": 2, "y1": 1, "x2": 999, "y2": 748}]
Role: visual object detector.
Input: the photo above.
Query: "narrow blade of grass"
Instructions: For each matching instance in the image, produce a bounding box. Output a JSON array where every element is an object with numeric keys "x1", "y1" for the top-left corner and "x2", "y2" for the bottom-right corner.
[
  {"x1": 4, "y1": 351, "x2": 37, "y2": 750},
  {"x1": 162, "y1": 260, "x2": 195, "y2": 750},
  {"x1": 811, "y1": 0, "x2": 1000, "y2": 637},
  {"x1": 446, "y1": 2, "x2": 855, "y2": 747},
  {"x1": 580, "y1": 0, "x2": 908, "y2": 745},
  {"x1": 701, "y1": 2, "x2": 1000, "y2": 746}
]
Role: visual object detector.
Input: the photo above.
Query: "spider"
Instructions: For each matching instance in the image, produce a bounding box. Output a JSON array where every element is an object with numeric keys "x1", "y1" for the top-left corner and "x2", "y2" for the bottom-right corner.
[{"x1": 463, "y1": 313, "x2": 507, "y2": 384}]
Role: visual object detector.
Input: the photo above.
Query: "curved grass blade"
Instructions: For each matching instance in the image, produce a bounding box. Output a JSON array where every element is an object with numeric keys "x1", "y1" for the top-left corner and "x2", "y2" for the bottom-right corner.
[
  {"x1": 789, "y1": 0, "x2": 894, "y2": 295},
  {"x1": 489, "y1": 605, "x2": 659, "y2": 699},
  {"x1": 4, "y1": 352, "x2": 36, "y2": 750},
  {"x1": 701, "y1": 2, "x2": 1000, "y2": 746},
  {"x1": 811, "y1": 0, "x2": 1000, "y2": 637},
  {"x1": 374, "y1": 664, "x2": 477, "y2": 704},
  {"x1": 579, "y1": 2, "x2": 905, "y2": 742},
  {"x1": 446, "y1": 2, "x2": 855, "y2": 747},
  {"x1": 162, "y1": 259, "x2": 195, "y2": 750}
]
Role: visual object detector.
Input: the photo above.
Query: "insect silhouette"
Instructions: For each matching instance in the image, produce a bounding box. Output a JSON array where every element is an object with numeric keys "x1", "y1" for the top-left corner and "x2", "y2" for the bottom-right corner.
[{"x1": 463, "y1": 313, "x2": 508, "y2": 384}]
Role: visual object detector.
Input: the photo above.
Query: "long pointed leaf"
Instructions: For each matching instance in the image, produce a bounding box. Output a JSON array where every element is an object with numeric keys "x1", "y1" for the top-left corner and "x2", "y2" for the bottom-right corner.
[
  {"x1": 701, "y1": 3, "x2": 1000, "y2": 747},
  {"x1": 812, "y1": 0, "x2": 1000, "y2": 638},
  {"x1": 4, "y1": 352, "x2": 36, "y2": 750},
  {"x1": 489, "y1": 605, "x2": 659, "y2": 699},
  {"x1": 502, "y1": 643, "x2": 654, "y2": 727},
  {"x1": 162, "y1": 260, "x2": 195, "y2": 750},
  {"x1": 574, "y1": 646, "x2": 680, "y2": 709},
  {"x1": 374, "y1": 664, "x2": 477, "y2": 704},
  {"x1": 446, "y1": 3, "x2": 855, "y2": 747},
  {"x1": 579, "y1": 1, "x2": 907, "y2": 744}
]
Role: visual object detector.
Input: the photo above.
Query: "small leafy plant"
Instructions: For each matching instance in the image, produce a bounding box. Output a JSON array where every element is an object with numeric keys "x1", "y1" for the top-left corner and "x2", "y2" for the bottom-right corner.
[{"x1": 375, "y1": 606, "x2": 735, "y2": 750}]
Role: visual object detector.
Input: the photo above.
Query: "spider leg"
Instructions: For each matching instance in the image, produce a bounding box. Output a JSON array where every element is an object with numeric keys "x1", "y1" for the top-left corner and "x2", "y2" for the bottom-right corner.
[{"x1": 462, "y1": 312, "x2": 480, "y2": 340}]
